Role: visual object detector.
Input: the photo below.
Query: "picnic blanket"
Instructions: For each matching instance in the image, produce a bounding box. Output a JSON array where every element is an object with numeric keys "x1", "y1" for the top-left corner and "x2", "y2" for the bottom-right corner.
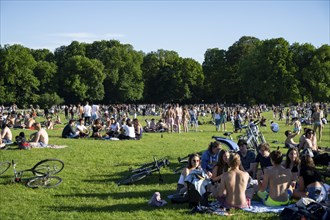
[
  {"x1": 32, "y1": 145, "x2": 67, "y2": 149},
  {"x1": 242, "y1": 201, "x2": 294, "y2": 213}
]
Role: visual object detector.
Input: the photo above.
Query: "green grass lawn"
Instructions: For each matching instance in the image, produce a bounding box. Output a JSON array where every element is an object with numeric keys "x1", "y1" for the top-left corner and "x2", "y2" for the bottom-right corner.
[{"x1": 0, "y1": 111, "x2": 329, "y2": 220}]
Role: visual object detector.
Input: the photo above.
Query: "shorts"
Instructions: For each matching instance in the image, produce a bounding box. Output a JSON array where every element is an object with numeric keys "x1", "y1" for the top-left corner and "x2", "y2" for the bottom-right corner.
[{"x1": 257, "y1": 190, "x2": 291, "y2": 206}]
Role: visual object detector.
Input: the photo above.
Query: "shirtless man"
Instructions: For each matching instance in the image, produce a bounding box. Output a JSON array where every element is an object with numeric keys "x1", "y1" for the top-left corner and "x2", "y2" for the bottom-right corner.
[
  {"x1": 29, "y1": 122, "x2": 49, "y2": 148},
  {"x1": 1, "y1": 123, "x2": 13, "y2": 144},
  {"x1": 257, "y1": 150, "x2": 292, "y2": 206},
  {"x1": 217, "y1": 153, "x2": 250, "y2": 208},
  {"x1": 174, "y1": 104, "x2": 182, "y2": 133},
  {"x1": 284, "y1": 130, "x2": 299, "y2": 148},
  {"x1": 165, "y1": 105, "x2": 175, "y2": 132}
]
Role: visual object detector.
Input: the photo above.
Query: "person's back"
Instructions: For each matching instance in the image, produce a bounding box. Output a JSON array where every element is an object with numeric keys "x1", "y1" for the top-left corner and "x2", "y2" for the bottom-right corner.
[
  {"x1": 218, "y1": 153, "x2": 250, "y2": 208},
  {"x1": 266, "y1": 166, "x2": 291, "y2": 202},
  {"x1": 257, "y1": 150, "x2": 292, "y2": 206}
]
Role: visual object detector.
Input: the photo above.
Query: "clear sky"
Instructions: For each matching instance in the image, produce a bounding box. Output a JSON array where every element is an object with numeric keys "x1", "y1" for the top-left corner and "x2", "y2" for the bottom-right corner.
[{"x1": 1, "y1": 0, "x2": 329, "y2": 63}]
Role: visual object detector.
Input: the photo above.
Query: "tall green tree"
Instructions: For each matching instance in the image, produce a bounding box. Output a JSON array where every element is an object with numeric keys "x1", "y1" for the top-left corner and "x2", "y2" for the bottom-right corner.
[
  {"x1": 59, "y1": 55, "x2": 105, "y2": 103},
  {"x1": 308, "y1": 45, "x2": 330, "y2": 101},
  {"x1": 226, "y1": 36, "x2": 260, "y2": 103},
  {"x1": 202, "y1": 48, "x2": 228, "y2": 102},
  {"x1": 0, "y1": 44, "x2": 39, "y2": 106},
  {"x1": 240, "y1": 38, "x2": 299, "y2": 104},
  {"x1": 101, "y1": 42, "x2": 144, "y2": 103}
]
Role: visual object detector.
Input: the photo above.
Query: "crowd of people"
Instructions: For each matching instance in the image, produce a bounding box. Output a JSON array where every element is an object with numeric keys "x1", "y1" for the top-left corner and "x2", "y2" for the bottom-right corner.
[
  {"x1": 0, "y1": 102, "x2": 329, "y2": 213},
  {"x1": 176, "y1": 138, "x2": 329, "y2": 209}
]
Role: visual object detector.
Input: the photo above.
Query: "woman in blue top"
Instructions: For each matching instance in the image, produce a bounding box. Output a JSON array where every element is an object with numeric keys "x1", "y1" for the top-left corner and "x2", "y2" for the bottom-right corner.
[{"x1": 201, "y1": 141, "x2": 221, "y2": 175}]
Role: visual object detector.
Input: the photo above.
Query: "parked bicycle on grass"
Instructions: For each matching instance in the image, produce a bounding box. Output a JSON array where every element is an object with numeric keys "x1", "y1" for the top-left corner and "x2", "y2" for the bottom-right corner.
[
  {"x1": 0, "y1": 158, "x2": 64, "y2": 188},
  {"x1": 117, "y1": 157, "x2": 170, "y2": 185}
]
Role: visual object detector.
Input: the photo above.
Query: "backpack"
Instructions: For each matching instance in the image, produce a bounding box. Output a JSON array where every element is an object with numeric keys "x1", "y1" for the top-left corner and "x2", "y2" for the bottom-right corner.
[
  {"x1": 16, "y1": 136, "x2": 30, "y2": 150},
  {"x1": 280, "y1": 202, "x2": 329, "y2": 220}
]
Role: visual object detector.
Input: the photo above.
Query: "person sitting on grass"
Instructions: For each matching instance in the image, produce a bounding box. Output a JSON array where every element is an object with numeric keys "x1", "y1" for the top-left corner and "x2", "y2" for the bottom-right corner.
[
  {"x1": 177, "y1": 153, "x2": 201, "y2": 194},
  {"x1": 45, "y1": 116, "x2": 54, "y2": 130},
  {"x1": 237, "y1": 139, "x2": 256, "y2": 177},
  {"x1": 284, "y1": 130, "x2": 299, "y2": 148},
  {"x1": 217, "y1": 153, "x2": 250, "y2": 208},
  {"x1": 62, "y1": 119, "x2": 79, "y2": 139},
  {"x1": 76, "y1": 118, "x2": 90, "y2": 138},
  {"x1": 1, "y1": 123, "x2": 13, "y2": 144},
  {"x1": 29, "y1": 122, "x2": 49, "y2": 148},
  {"x1": 91, "y1": 119, "x2": 103, "y2": 139},
  {"x1": 292, "y1": 154, "x2": 327, "y2": 202},
  {"x1": 283, "y1": 147, "x2": 300, "y2": 189},
  {"x1": 118, "y1": 119, "x2": 135, "y2": 140},
  {"x1": 257, "y1": 150, "x2": 293, "y2": 206},
  {"x1": 251, "y1": 143, "x2": 272, "y2": 179},
  {"x1": 201, "y1": 141, "x2": 222, "y2": 175}
]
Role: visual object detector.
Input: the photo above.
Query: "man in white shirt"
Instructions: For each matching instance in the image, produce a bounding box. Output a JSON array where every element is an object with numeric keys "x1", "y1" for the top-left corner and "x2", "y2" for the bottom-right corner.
[{"x1": 83, "y1": 102, "x2": 92, "y2": 126}]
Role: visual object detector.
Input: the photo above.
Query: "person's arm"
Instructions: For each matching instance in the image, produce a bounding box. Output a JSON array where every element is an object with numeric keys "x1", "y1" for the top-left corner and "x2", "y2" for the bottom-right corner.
[
  {"x1": 33, "y1": 131, "x2": 41, "y2": 143},
  {"x1": 258, "y1": 169, "x2": 269, "y2": 192},
  {"x1": 217, "y1": 173, "x2": 226, "y2": 197},
  {"x1": 211, "y1": 166, "x2": 221, "y2": 182},
  {"x1": 201, "y1": 152, "x2": 209, "y2": 172}
]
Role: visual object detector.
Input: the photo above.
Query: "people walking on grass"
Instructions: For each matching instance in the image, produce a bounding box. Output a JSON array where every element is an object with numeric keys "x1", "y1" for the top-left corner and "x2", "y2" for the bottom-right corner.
[
  {"x1": 214, "y1": 106, "x2": 221, "y2": 132},
  {"x1": 182, "y1": 107, "x2": 190, "y2": 133},
  {"x1": 311, "y1": 104, "x2": 323, "y2": 142},
  {"x1": 83, "y1": 101, "x2": 92, "y2": 126}
]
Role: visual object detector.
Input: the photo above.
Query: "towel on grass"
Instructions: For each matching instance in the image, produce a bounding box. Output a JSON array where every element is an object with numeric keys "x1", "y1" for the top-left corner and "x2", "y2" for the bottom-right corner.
[{"x1": 242, "y1": 201, "x2": 294, "y2": 213}]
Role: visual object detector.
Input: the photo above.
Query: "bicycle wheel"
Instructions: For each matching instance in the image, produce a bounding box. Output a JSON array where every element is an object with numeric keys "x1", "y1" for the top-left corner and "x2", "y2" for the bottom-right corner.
[
  {"x1": 117, "y1": 172, "x2": 148, "y2": 186},
  {"x1": 27, "y1": 176, "x2": 62, "y2": 188},
  {"x1": 0, "y1": 161, "x2": 11, "y2": 175},
  {"x1": 32, "y1": 159, "x2": 64, "y2": 176}
]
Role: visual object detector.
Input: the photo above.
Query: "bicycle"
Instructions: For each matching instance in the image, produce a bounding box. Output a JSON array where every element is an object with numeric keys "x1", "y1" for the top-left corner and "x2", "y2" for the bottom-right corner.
[
  {"x1": 117, "y1": 157, "x2": 169, "y2": 186},
  {"x1": 0, "y1": 158, "x2": 64, "y2": 188}
]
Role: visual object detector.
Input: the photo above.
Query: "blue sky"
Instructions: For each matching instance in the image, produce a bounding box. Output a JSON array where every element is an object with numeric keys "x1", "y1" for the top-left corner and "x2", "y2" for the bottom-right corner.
[{"x1": 1, "y1": 0, "x2": 329, "y2": 63}]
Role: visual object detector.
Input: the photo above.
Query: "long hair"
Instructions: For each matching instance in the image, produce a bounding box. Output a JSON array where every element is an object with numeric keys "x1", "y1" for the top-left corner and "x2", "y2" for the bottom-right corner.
[
  {"x1": 285, "y1": 147, "x2": 300, "y2": 169},
  {"x1": 187, "y1": 153, "x2": 200, "y2": 169},
  {"x1": 215, "y1": 149, "x2": 229, "y2": 176}
]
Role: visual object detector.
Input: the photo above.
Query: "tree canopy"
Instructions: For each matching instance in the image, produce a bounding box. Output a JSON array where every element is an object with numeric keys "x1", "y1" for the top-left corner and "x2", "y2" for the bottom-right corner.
[{"x1": 0, "y1": 37, "x2": 329, "y2": 107}]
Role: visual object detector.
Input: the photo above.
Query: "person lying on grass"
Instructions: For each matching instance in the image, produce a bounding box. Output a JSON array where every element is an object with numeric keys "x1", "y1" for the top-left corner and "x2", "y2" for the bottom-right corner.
[{"x1": 257, "y1": 150, "x2": 293, "y2": 206}]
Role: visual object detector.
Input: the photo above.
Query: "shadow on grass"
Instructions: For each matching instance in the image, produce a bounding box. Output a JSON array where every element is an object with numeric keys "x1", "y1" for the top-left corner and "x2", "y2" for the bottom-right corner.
[
  {"x1": 46, "y1": 201, "x2": 187, "y2": 213},
  {"x1": 51, "y1": 189, "x2": 189, "y2": 213},
  {"x1": 55, "y1": 189, "x2": 175, "y2": 200}
]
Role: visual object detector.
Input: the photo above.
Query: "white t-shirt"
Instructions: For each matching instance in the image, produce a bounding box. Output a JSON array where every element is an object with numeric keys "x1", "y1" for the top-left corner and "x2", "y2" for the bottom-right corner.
[{"x1": 84, "y1": 105, "x2": 92, "y2": 117}]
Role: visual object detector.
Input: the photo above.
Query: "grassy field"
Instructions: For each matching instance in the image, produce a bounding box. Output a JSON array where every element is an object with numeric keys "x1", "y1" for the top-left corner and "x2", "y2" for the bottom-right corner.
[{"x1": 0, "y1": 110, "x2": 329, "y2": 220}]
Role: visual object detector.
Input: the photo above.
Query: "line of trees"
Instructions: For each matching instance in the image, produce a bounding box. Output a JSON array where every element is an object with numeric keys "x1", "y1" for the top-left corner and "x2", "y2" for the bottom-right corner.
[{"x1": 0, "y1": 36, "x2": 329, "y2": 108}]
